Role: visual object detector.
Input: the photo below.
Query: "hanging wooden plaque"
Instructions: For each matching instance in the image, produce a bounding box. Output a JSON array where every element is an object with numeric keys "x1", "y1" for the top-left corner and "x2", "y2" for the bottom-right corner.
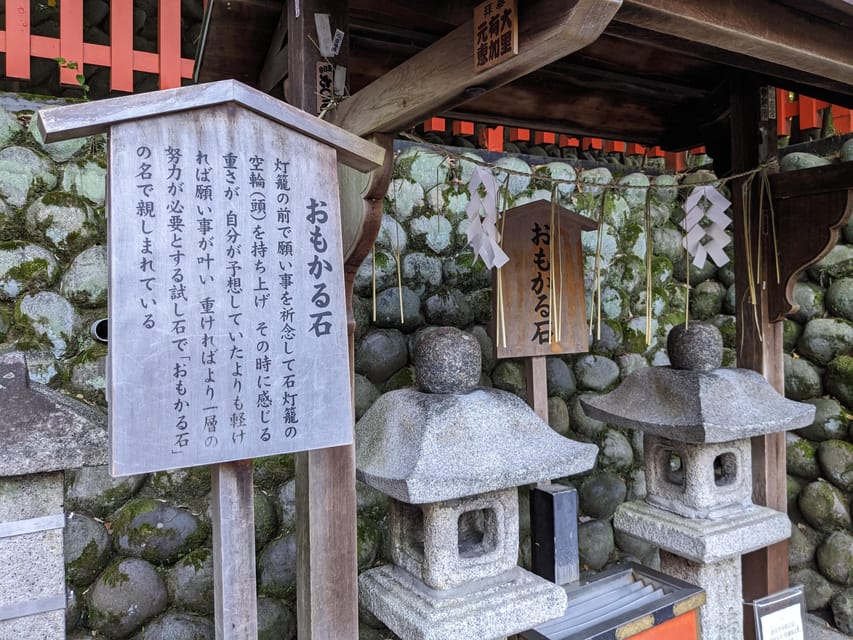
[
  {"x1": 492, "y1": 200, "x2": 597, "y2": 359},
  {"x1": 473, "y1": 0, "x2": 518, "y2": 72}
]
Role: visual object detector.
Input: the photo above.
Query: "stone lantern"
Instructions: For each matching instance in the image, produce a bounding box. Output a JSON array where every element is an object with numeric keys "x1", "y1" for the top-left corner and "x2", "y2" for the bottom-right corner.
[
  {"x1": 582, "y1": 322, "x2": 815, "y2": 640},
  {"x1": 356, "y1": 327, "x2": 598, "y2": 640}
]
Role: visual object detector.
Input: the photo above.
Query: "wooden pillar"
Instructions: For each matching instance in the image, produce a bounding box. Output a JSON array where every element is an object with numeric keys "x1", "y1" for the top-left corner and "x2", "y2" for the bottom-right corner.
[
  {"x1": 287, "y1": 3, "x2": 359, "y2": 639},
  {"x1": 728, "y1": 75, "x2": 788, "y2": 640}
]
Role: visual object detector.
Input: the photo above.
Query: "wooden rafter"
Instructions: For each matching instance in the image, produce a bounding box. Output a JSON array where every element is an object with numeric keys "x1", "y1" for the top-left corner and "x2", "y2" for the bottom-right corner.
[
  {"x1": 328, "y1": 0, "x2": 623, "y2": 136},
  {"x1": 616, "y1": 0, "x2": 853, "y2": 99}
]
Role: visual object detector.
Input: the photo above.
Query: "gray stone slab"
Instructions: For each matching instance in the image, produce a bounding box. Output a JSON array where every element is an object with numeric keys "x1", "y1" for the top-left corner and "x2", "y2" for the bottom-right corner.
[
  {"x1": 660, "y1": 553, "x2": 742, "y2": 640},
  {"x1": 356, "y1": 387, "x2": 598, "y2": 503},
  {"x1": 359, "y1": 565, "x2": 566, "y2": 640},
  {"x1": 614, "y1": 500, "x2": 791, "y2": 564},
  {"x1": 0, "y1": 352, "x2": 106, "y2": 476},
  {"x1": 642, "y1": 436, "x2": 754, "y2": 519},
  {"x1": 582, "y1": 366, "x2": 814, "y2": 443},
  {"x1": 390, "y1": 489, "x2": 518, "y2": 590},
  {"x1": 0, "y1": 473, "x2": 65, "y2": 639}
]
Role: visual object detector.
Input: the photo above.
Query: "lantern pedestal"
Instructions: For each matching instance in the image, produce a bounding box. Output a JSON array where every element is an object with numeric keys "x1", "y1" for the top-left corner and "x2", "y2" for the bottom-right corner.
[
  {"x1": 615, "y1": 500, "x2": 790, "y2": 640},
  {"x1": 360, "y1": 566, "x2": 566, "y2": 640}
]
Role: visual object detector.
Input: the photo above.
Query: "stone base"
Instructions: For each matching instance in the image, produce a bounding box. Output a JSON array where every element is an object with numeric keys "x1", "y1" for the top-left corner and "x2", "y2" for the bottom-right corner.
[
  {"x1": 359, "y1": 565, "x2": 566, "y2": 640},
  {"x1": 660, "y1": 553, "x2": 742, "y2": 640},
  {"x1": 0, "y1": 473, "x2": 66, "y2": 640},
  {"x1": 614, "y1": 500, "x2": 790, "y2": 563}
]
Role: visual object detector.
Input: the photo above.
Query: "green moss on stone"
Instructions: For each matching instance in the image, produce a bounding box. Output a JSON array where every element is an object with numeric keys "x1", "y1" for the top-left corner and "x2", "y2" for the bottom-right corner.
[
  {"x1": 830, "y1": 355, "x2": 853, "y2": 379},
  {"x1": 180, "y1": 547, "x2": 212, "y2": 571},
  {"x1": 253, "y1": 455, "x2": 296, "y2": 492},
  {"x1": 40, "y1": 190, "x2": 88, "y2": 209},
  {"x1": 100, "y1": 560, "x2": 131, "y2": 588},
  {"x1": 5, "y1": 257, "x2": 52, "y2": 290}
]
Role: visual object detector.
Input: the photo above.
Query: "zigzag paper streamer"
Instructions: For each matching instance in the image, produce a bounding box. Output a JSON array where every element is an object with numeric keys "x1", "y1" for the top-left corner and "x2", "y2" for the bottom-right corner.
[
  {"x1": 681, "y1": 185, "x2": 732, "y2": 269},
  {"x1": 466, "y1": 166, "x2": 510, "y2": 269}
]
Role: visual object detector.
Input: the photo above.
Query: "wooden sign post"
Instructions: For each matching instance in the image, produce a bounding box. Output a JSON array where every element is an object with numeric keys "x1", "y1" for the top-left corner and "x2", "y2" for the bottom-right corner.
[
  {"x1": 492, "y1": 199, "x2": 597, "y2": 585},
  {"x1": 37, "y1": 80, "x2": 384, "y2": 639}
]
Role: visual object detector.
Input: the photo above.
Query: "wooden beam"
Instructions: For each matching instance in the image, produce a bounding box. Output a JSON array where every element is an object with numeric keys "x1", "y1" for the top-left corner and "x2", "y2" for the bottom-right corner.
[
  {"x1": 727, "y1": 75, "x2": 787, "y2": 640},
  {"x1": 194, "y1": 0, "x2": 282, "y2": 86},
  {"x1": 258, "y1": 6, "x2": 289, "y2": 93},
  {"x1": 617, "y1": 1, "x2": 853, "y2": 95},
  {"x1": 329, "y1": 0, "x2": 623, "y2": 136},
  {"x1": 287, "y1": 3, "x2": 360, "y2": 640}
]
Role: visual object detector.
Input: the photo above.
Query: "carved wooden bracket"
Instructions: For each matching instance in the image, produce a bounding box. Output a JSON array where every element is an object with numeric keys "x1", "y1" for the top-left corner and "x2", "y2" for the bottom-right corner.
[{"x1": 768, "y1": 161, "x2": 853, "y2": 322}]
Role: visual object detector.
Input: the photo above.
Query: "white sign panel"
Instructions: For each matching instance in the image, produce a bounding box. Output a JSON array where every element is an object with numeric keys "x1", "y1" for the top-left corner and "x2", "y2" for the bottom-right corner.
[
  {"x1": 754, "y1": 585, "x2": 806, "y2": 640},
  {"x1": 107, "y1": 105, "x2": 352, "y2": 475}
]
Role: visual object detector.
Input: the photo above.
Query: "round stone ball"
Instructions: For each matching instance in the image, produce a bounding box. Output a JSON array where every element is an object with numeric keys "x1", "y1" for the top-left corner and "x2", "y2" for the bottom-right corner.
[
  {"x1": 667, "y1": 321, "x2": 723, "y2": 371},
  {"x1": 414, "y1": 327, "x2": 481, "y2": 394}
]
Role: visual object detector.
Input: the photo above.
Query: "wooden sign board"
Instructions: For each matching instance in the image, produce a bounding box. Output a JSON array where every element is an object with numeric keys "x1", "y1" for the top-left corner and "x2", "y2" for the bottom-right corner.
[
  {"x1": 317, "y1": 61, "x2": 335, "y2": 114},
  {"x1": 102, "y1": 105, "x2": 355, "y2": 475},
  {"x1": 473, "y1": 0, "x2": 518, "y2": 72},
  {"x1": 492, "y1": 200, "x2": 597, "y2": 359}
]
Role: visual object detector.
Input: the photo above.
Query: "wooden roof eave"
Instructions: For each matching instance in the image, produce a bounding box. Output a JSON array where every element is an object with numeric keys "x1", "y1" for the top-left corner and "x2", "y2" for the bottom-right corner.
[{"x1": 326, "y1": 0, "x2": 623, "y2": 137}]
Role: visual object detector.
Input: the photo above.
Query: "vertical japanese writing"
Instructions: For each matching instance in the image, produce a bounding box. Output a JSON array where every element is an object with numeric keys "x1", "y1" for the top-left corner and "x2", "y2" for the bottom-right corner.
[
  {"x1": 275, "y1": 159, "x2": 297, "y2": 439},
  {"x1": 112, "y1": 111, "x2": 354, "y2": 474},
  {"x1": 164, "y1": 145, "x2": 189, "y2": 453},
  {"x1": 193, "y1": 150, "x2": 218, "y2": 450},
  {"x1": 316, "y1": 62, "x2": 335, "y2": 114},
  {"x1": 136, "y1": 145, "x2": 157, "y2": 331},
  {"x1": 249, "y1": 156, "x2": 273, "y2": 442},
  {"x1": 222, "y1": 151, "x2": 245, "y2": 449},
  {"x1": 474, "y1": 0, "x2": 516, "y2": 70},
  {"x1": 530, "y1": 221, "x2": 551, "y2": 344}
]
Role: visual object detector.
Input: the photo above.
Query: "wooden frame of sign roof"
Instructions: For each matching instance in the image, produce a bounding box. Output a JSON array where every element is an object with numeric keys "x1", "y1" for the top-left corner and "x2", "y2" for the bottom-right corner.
[{"x1": 194, "y1": 1, "x2": 853, "y2": 639}]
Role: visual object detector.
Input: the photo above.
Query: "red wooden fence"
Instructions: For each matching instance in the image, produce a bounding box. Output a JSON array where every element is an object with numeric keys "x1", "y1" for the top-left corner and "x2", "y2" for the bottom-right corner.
[{"x1": 0, "y1": 0, "x2": 195, "y2": 92}]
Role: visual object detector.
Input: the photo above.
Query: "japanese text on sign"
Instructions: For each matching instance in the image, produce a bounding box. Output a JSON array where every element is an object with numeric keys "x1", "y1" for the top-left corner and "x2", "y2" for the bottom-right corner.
[
  {"x1": 473, "y1": 0, "x2": 518, "y2": 72},
  {"x1": 110, "y1": 107, "x2": 351, "y2": 475},
  {"x1": 530, "y1": 221, "x2": 551, "y2": 345}
]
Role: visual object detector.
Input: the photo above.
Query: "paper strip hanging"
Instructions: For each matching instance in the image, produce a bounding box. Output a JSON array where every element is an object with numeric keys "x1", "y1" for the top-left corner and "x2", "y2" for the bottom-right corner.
[
  {"x1": 681, "y1": 184, "x2": 732, "y2": 269},
  {"x1": 466, "y1": 166, "x2": 510, "y2": 269}
]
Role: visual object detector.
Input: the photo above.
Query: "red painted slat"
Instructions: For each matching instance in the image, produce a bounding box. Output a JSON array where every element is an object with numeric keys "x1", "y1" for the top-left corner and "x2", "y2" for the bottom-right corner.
[
  {"x1": 833, "y1": 106, "x2": 853, "y2": 134},
  {"x1": 625, "y1": 143, "x2": 645, "y2": 155},
  {"x1": 604, "y1": 140, "x2": 626, "y2": 153},
  {"x1": 158, "y1": 0, "x2": 183, "y2": 88},
  {"x1": 508, "y1": 128, "x2": 530, "y2": 142},
  {"x1": 692, "y1": 146, "x2": 706, "y2": 154},
  {"x1": 6, "y1": 0, "x2": 31, "y2": 78},
  {"x1": 558, "y1": 135, "x2": 579, "y2": 148},
  {"x1": 423, "y1": 117, "x2": 446, "y2": 132},
  {"x1": 59, "y1": 1, "x2": 84, "y2": 86},
  {"x1": 665, "y1": 151, "x2": 685, "y2": 172},
  {"x1": 584, "y1": 137, "x2": 603, "y2": 150},
  {"x1": 479, "y1": 126, "x2": 504, "y2": 152},
  {"x1": 111, "y1": 0, "x2": 135, "y2": 91},
  {"x1": 452, "y1": 121, "x2": 475, "y2": 136},
  {"x1": 534, "y1": 131, "x2": 556, "y2": 145},
  {"x1": 799, "y1": 95, "x2": 822, "y2": 129}
]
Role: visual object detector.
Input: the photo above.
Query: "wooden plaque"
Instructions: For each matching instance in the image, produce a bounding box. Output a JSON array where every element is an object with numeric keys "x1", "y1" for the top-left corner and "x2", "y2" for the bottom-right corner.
[
  {"x1": 473, "y1": 0, "x2": 518, "y2": 73},
  {"x1": 107, "y1": 105, "x2": 352, "y2": 475},
  {"x1": 492, "y1": 200, "x2": 597, "y2": 359}
]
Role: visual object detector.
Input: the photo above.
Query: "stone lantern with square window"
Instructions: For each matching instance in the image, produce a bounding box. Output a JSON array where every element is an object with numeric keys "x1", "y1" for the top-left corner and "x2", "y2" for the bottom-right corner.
[
  {"x1": 356, "y1": 327, "x2": 598, "y2": 640},
  {"x1": 582, "y1": 321, "x2": 815, "y2": 640}
]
